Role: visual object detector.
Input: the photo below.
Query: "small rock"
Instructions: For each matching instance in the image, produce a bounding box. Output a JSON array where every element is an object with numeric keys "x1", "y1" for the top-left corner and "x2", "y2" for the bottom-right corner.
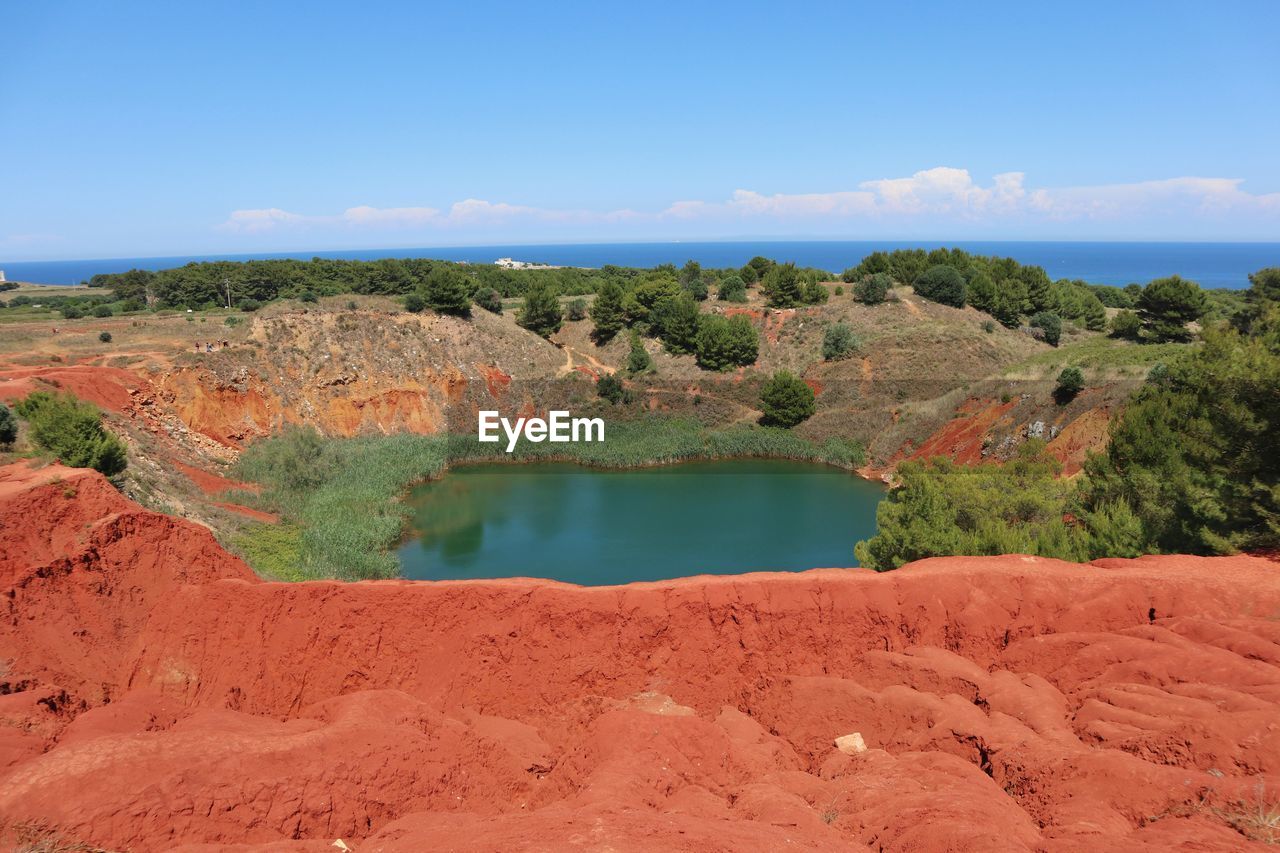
[{"x1": 835, "y1": 733, "x2": 867, "y2": 754}]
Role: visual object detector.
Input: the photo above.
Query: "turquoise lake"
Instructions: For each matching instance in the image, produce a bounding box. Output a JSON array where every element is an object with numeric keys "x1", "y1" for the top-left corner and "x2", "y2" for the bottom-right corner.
[{"x1": 397, "y1": 460, "x2": 885, "y2": 585}]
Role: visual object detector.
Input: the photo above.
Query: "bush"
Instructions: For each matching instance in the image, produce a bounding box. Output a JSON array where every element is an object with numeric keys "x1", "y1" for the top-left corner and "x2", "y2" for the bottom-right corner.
[
  {"x1": 822, "y1": 323, "x2": 858, "y2": 361},
  {"x1": 517, "y1": 282, "x2": 563, "y2": 337},
  {"x1": 475, "y1": 287, "x2": 503, "y2": 314},
  {"x1": 1110, "y1": 309, "x2": 1142, "y2": 340},
  {"x1": 98, "y1": 331, "x2": 112, "y2": 343},
  {"x1": 912, "y1": 265, "x2": 966, "y2": 308},
  {"x1": 346, "y1": 300, "x2": 358, "y2": 310},
  {"x1": 403, "y1": 293, "x2": 426, "y2": 313},
  {"x1": 801, "y1": 279, "x2": 829, "y2": 305},
  {"x1": 92, "y1": 304, "x2": 113, "y2": 318},
  {"x1": 626, "y1": 331, "x2": 653, "y2": 374},
  {"x1": 238, "y1": 298, "x2": 261, "y2": 312},
  {"x1": 854, "y1": 442, "x2": 1087, "y2": 571},
  {"x1": 566, "y1": 297, "x2": 588, "y2": 321},
  {"x1": 682, "y1": 279, "x2": 709, "y2": 301},
  {"x1": 0, "y1": 404, "x2": 15, "y2": 446},
  {"x1": 695, "y1": 314, "x2": 758, "y2": 371},
  {"x1": 1054, "y1": 366, "x2": 1085, "y2": 403},
  {"x1": 839, "y1": 267, "x2": 860, "y2": 283},
  {"x1": 834, "y1": 285, "x2": 844, "y2": 296},
  {"x1": 596, "y1": 373, "x2": 625, "y2": 404},
  {"x1": 856, "y1": 273, "x2": 892, "y2": 305},
  {"x1": 13, "y1": 391, "x2": 127, "y2": 475},
  {"x1": 300, "y1": 291, "x2": 318, "y2": 303},
  {"x1": 61, "y1": 306, "x2": 84, "y2": 320},
  {"x1": 982, "y1": 320, "x2": 996, "y2": 333},
  {"x1": 1031, "y1": 311, "x2": 1062, "y2": 346},
  {"x1": 225, "y1": 315, "x2": 241, "y2": 327},
  {"x1": 759, "y1": 371, "x2": 815, "y2": 428},
  {"x1": 422, "y1": 267, "x2": 472, "y2": 316},
  {"x1": 717, "y1": 275, "x2": 747, "y2": 303}
]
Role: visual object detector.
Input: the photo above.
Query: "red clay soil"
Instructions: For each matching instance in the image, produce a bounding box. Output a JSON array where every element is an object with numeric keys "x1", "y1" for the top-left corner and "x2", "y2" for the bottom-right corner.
[
  {"x1": 0, "y1": 365, "x2": 144, "y2": 413},
  {"x1": 3, "y1": 462, "x2": 1279, "y2": 851}
]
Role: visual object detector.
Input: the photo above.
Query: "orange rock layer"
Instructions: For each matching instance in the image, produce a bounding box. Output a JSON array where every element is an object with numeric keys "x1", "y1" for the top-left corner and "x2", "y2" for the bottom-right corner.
[{"x1": 2, "y1": 462, "x2": 1278, "y2": 851}]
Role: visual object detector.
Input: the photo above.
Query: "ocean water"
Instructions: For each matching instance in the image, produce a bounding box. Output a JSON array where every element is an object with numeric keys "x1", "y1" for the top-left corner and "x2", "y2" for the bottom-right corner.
[{"x1": 3, "y1": 241, "x2": 1276, "y2": 288}]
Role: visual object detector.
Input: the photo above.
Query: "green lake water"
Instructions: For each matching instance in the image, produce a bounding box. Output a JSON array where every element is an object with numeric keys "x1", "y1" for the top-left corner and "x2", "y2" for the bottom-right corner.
[{"x1": 398, "y1": 460, "x2": 885, "y2": 585}]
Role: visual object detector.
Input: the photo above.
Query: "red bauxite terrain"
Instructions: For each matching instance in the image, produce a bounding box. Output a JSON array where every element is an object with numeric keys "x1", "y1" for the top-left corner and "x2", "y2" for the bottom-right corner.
[{"x1": 2, "y1": 460, "x2": 1278, "y2": 851}]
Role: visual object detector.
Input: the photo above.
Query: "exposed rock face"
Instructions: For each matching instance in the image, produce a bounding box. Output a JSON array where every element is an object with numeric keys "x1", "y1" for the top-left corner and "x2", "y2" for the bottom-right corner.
[{"x1": 2, "y1": 462, "x2": 1278, "y2": 851}]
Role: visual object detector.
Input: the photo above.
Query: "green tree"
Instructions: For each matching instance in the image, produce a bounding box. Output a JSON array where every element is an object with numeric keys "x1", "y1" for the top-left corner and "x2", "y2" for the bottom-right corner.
[
  {"x1": 422, "y1": 267, "x2": 472, "y2": 316},
  {"x1": 1136, "y1": 275, "x2": 1206, "y2": 342},
  {"x1": 1082, "y1": 290, "x2": 1279, "y2": 554},
  {"x1": 759, "y1": 371, "x2": 815, "y2": 428},
  {"x1": 1233, "y1": 267, "x2": 1279, "y2": 336},
  {"x1": 801, "y1": 279, "x2": 829, "y2": 305},
  {"x1": 590, "y1": 282, "x2": 625, "y2": 343},
  {"x1": 695, "y1": 314, "x2": 758, "y2": 370},
  {"x1": 92, "y1": 304, "x2": 113, "y2": 318},
  {"x1": 566, "y1": 297, "x2": 588, "y2": 321},
  {"x1": 1081, "y1": 292, "x2": 1107, "y2": 331},
  {"x1": 717, "y1": 275, "x2": 747, "y2": 303},
  {"x1": 0, "y1": 404, "x2": 16, "y2": 446},
  {"x1": 966, "y1": 272, "x2": 997, "y2": 313},
  {"x1": 98, "y1": 331, "x2": 113, "y2": 343},
  {"x1": 13, "y1": 391, "x2": 128, "y2": 475},
  {"x1": 625, "y1": 331, "x2": 653, "y2": 374},
  {"x1": 1110, "y1": 309, "x2": 1142, "y2": 340},
  {"x1": 1021, "y1": 266, "x2": 1052, "y2": 313},
  {"x1": 517, "y1": 282, "x2": 563, "y2": 337},
  {"x1": 655, "y1": 294, "x2": 700, "y2": 354},
  {"x1": 1031, "y1": 311, "x2": 1062, "y2": 346},
  {"x1": 739, "y1": 264, "x2": 759, "y2": 285},
  {"x1": 762, "y1": 262, "x2": 804, "y2": 308},
  {"x1": 822, "y1": 323, "x2": 858, "y2": 361},
  {"x1": 913, "y1": 265, "x2": 966, "y2": 308},
  {"x1": 1054, "y1": 366, "x2": 1084, "y2": 403}
]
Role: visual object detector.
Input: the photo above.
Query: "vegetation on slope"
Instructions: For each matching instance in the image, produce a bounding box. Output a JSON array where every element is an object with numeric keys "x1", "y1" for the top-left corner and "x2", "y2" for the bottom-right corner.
[{"x1": 856, "y1": 268, "x2": 1279, "y2": 570}]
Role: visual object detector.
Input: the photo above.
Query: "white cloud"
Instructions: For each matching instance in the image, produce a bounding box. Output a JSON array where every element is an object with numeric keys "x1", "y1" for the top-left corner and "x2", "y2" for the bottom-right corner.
[{"x1": 218, "y1": 168, "x2": 1280, "y2": 239}]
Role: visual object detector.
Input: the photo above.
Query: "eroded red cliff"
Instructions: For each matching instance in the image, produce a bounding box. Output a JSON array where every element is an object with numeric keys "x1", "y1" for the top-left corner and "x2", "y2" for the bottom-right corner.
[{"x1": 2, "y1": 462, "x2": 1277, "y2": 851}]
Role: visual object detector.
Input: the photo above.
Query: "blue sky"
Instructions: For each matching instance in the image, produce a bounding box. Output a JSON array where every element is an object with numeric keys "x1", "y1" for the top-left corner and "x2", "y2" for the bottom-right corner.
[{"x1": 2, "y1": 0, "x2": 1278, "y2": 260}]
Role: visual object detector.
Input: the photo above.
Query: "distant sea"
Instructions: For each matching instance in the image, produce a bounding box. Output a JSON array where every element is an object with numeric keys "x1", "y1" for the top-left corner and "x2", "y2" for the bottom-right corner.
[{"x1": 3, "y1": 241, "x2": 1276, "y2": 289}]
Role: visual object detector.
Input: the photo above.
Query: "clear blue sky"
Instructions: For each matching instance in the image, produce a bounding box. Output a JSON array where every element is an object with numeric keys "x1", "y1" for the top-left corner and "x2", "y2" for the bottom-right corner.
[{"x1": 2, "y1": 0, "x2": 1278, "y2": 260}]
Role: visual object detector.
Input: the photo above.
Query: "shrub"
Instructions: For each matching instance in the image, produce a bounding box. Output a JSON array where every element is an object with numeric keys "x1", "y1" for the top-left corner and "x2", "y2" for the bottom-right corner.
[
  {"x1": 346, "y1": 300, "x2": 358, "y2": 310},
  {"x1": 403, "y1": 293, "x2": 426, "y2": 313},
  {"x1": 822, "y1": 323, "x2": 858, "y2": 361},
  {"x1": 13, "y1": 391, "x2": 127, "y2": 475},
  {"x1": 839, "y1": 267, "x2": 860, "y2": 283},
  {"x1": 801, "y1": 279, "x2": 829, "y2": 305},
  {"x1": 300, "y1": 291, "x2": 319, "y2": 303},
  {"x1": 717, "y1": 275, "x2": 747, "y2": 303},
  {"x1": 1110, "y1": 309, "x2": 1142, "y2": 340},
  {"x1": 912, "y1": 265, "x2": 966, "y2": 308},
  {"x1": 739, "y1": 264, "x2": 759, "y2": 285},
  {"x1": 695, "y1": 314, "x2": 758, "y2": 371},
  {"x1": 225, "y1": 315, "x2": 241, "y2": 327},
  {"x1": 61, "y1": 306, "x2": 84, "y2": 320},
  {"x1": 1031, "y1": 311, "x2": 1062, "y2": 346},
  {"x1": 626, "y1": 331, "x2": 653, "y2": 374},
  {"x1": 834, "y1": 285, "x2": 844, "y2": 296},
  {"x1": 1054, "y1": 366, "x2": 1085, "y2": 403},
  {"x1": 759, "y1": 371, "x2": 815, "y2": 428},
  {"x1": 0, "y1": 404, "x2": 15, "y2": 446},
  {"x1": 856, "y1": 273, "x2": 892, "y2": 305},
  {"x1": 238, "y1": 298, "x2": 261, "y2": 312},
  {"x1": 98, "y1": 331, "x2": 112, "y2": 343},
  {"x1": 517, "y1": 282, "x2": 563, "y2": 337},
  {"x1": 566, "y1": 297, "x2": 588, "y2": 321},
  {"x1": 475, "y1": 287, "x2": 503, "y2": 314},
  {"x1": 92, "y1": 304, "x2": 113, "y2": 317},
  {"x1": 596, "y1": 373, "x2": 625, "y2": 404},
  {"x1": 683, "y1": 278, "x2": 709, "y2": 301},
  {"x1": 422, "y1": 267, "x2": 472, "y2": 316},
  {"x1": 982, "y1": 320, "x2": 996, "y2": 334}
]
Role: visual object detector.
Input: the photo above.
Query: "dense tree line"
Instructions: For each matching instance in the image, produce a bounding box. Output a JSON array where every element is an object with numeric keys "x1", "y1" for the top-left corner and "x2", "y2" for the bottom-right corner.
[{"x1": 856, "y1": 267, "x2": 1280, "y2": 570}]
